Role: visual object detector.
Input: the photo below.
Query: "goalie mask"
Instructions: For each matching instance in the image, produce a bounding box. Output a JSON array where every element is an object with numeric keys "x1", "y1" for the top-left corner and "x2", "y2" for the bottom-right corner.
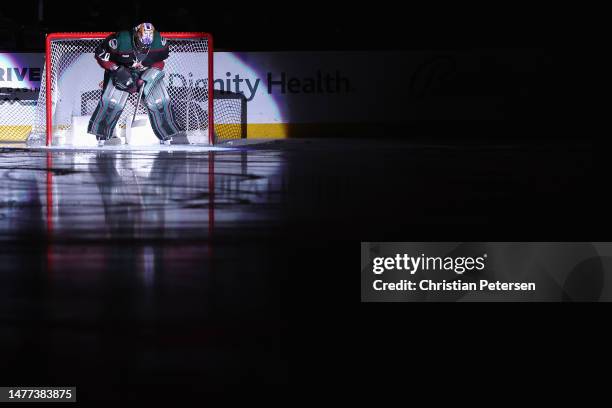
[{"x1": 133, "y1": 22, "x2": 155, "y2": 51}]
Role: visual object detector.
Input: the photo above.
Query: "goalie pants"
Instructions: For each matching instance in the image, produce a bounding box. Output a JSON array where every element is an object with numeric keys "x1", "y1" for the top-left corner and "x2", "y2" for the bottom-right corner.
[{"x1": 88, "y1": 73, "x2": 181, "y2": 141}]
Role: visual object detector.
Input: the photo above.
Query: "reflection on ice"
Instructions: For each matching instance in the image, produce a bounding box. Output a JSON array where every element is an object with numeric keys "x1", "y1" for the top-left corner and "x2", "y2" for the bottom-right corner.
[{"x1": 0, "y1": 149, "x2": 285, "y2": 241}]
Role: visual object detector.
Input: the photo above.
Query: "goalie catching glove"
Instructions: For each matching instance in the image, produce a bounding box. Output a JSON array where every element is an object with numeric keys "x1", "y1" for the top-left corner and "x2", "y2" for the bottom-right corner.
[{"x1": 111, "y1": 66, "x2": 140, "y2": 94}]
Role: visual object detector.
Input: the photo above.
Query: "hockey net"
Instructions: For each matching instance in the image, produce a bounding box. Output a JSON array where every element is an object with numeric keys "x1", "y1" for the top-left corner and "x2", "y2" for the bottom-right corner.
[{"x1": 21, "y1": 32, "x2": 245, "y2": 146}]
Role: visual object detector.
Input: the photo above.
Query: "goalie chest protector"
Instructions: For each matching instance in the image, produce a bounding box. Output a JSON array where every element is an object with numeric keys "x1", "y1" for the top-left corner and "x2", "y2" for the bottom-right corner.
[{"x1": 104, "y1": 30, "x2": 169, "y2": 67}]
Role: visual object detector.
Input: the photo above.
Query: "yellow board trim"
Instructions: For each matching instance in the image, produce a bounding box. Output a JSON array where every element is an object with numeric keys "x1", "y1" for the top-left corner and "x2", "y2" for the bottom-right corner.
[
  {"x1": 0, "y1": 124, "x2": 289, "y2": 142},
  {"x1": 0, "y1": 126, "x2": 33, "y2": 142},
  {"x1": 246, "y1": 124, "x2": 287, "y2": 139}
]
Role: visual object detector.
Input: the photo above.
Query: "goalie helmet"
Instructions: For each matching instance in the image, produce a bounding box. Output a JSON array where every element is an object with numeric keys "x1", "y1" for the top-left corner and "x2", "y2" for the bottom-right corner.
[{"x1": 133, "y1": 22, "x2": 155, "y2": 51}]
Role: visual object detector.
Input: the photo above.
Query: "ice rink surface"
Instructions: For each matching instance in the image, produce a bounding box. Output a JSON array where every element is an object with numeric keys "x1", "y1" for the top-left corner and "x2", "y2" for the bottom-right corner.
[
  {"x1": 30, "y1": 144, "x2": 234, "y2": 152},
  {"x1": 0, "y1": 138, "x2": 596, "y2": 399}
]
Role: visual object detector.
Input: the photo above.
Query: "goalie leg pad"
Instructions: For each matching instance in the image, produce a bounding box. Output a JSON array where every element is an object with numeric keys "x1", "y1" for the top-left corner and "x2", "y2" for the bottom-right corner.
[
  {"x1": 140, "y1": 68, "x2": 165, "y2": 95},
  {"x1": 88, "y1": 82, "x2": 129, "y2": 139},
  {"x1": 143, "y1": 76, "x2": 182, "y2": 141}
]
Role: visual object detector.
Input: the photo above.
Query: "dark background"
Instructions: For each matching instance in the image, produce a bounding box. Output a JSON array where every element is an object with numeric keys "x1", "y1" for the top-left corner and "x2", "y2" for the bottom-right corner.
[{"x1": 0, "y1": 1, "x2": 578, "y2": 51}]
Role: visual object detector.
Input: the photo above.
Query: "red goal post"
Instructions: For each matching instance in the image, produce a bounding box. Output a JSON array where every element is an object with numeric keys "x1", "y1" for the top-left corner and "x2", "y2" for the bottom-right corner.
[{"x1": 41, "y1": 31, "x2": 214, "y2": 145}]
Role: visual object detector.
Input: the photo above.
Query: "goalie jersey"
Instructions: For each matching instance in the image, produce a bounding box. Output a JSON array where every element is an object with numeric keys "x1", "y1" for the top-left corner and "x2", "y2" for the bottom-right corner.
[{"x1": 94, "y1": 30, "x2": 169, "y2": 75}]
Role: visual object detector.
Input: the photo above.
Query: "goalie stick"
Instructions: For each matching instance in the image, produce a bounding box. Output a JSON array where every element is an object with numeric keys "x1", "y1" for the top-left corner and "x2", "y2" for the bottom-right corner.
[{"x1": 130, "y1": 83, "x2": 146, "y2": 128}]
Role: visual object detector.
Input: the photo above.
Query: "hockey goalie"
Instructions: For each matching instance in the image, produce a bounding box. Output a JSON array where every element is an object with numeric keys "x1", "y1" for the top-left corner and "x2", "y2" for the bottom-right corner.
[{"x1": 88, "y1": 23, "x2": 182, "y2": 146}]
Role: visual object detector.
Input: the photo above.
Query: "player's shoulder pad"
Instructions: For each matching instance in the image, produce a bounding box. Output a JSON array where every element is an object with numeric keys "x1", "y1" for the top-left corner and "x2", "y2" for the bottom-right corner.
[
  {"x1": 100, "y1": 33, "x2": 117, "y2": 51},
  {"x1": 114, "y1": 30, "x2": 134, "y2": 52},
  {"x1": 151, "y1": 31, "x2": 168, "y2": 50}
]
